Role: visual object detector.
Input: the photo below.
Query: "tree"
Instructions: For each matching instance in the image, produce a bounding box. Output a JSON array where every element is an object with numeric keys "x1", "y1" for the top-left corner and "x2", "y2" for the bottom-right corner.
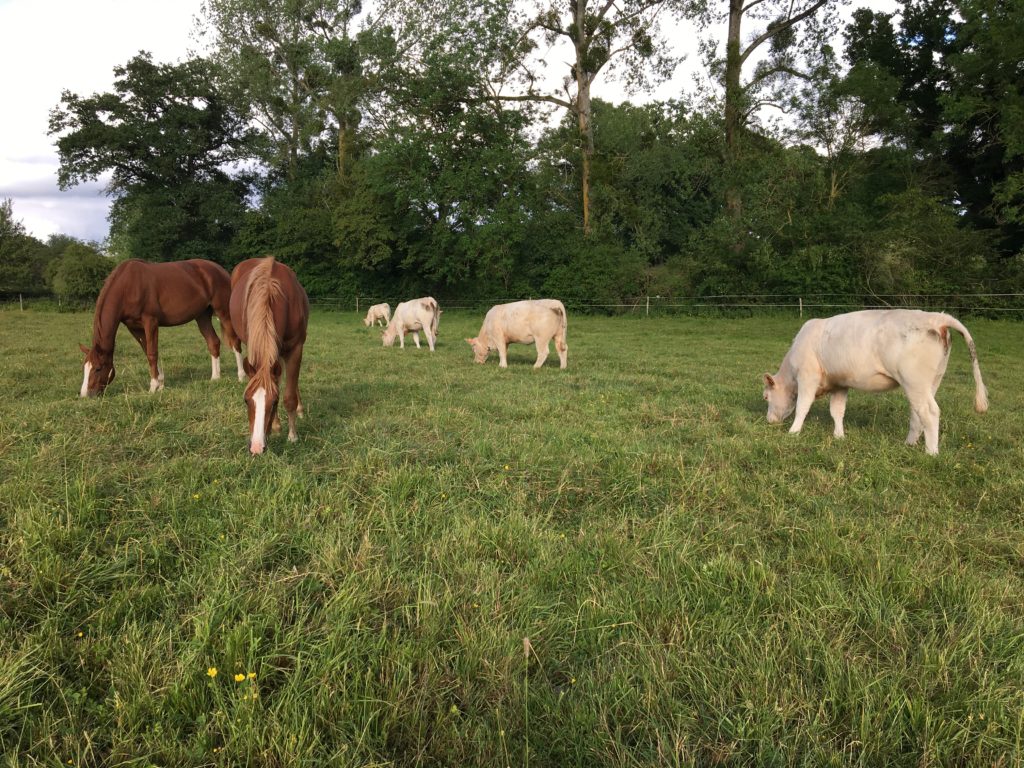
[
  {"x1": 198, "y1": 0, "x2": 370, "y2": 182},
  {"x1": 696, "y1": 0, "x2": 837, "y2": 217},
  {"x1": 48, "y1": 243, "x2": 113, "y2": 304},
  {"x1": 0, "y1": 199, "x2": 50, "y2": 294},
  {"x1": 844, "y1": 0, "x2": 1024, "y2": 255},
  {"x1": 383, "y1": 0, "x2": 683, "y2": 237},
  {"x1": 49, "y1": 53, "x2": 253, "y2": 262}
]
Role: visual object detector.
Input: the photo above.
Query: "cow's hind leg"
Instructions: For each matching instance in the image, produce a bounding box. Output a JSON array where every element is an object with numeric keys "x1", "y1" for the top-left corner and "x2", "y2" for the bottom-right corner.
[
  {"x1": 829, "y1": 389, "x2": 848, "y2": 438},
  {"x1": 906, "y1": 386, "x2": 941, "y2": 454},
  {"x1": 555, "y1": 332, "x2": 568, "y2": 369},
  {"x1": 412, "y1": 330, "x2": 421, "y2": 349},
  {"x1": 533, "y1": 337, "x2": 550, "y2": 368},
  {"x1": 196, "y1": 309, "x2": 223, "y2": 380}
]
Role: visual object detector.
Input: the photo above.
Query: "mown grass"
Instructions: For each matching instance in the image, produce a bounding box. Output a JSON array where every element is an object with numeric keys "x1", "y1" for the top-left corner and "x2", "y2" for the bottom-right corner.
[{"x1": 1, "y1": 308, "x2": 1022, "y2": 767}]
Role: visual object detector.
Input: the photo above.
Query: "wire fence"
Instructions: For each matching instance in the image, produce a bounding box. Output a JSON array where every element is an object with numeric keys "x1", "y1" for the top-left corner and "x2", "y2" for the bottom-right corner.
[
  {"x1": 318, "y1": 293, "x2": 1024, "y2": 317},
  {"x1": 5, "y1": 291, "x2": 1024, "y2": 317}
]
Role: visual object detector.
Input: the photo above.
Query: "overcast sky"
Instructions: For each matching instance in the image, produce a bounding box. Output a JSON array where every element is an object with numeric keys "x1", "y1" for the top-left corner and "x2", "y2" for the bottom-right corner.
[
  {"x1": 0, "y1": 0, "x2": 205, "y2": 243},
  {"x1": 0, "y1": 0, "x2": 896, "y2": 247}
]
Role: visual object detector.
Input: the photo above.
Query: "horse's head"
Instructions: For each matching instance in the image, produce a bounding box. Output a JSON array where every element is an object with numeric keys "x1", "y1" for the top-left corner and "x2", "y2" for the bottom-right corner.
[
  {"x1": 79, "y1": 344, "x2": 115, "y2": 397},
  {"x1": 243, "y1": 358, "x2": 281, "y2": 455}
]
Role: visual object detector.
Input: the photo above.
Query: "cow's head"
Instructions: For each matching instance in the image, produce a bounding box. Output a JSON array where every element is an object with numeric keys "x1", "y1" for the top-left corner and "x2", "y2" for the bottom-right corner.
[
  {"x1": 763, "y1": 373, "x2": 795, "y2": 424},
  {"x1": 381, "y1": 326, "x2": 397, "y2": 347},
  {"x1": 465, "y1": 337, "x2": 488, "y2": 364},
  {"x1": 79, "y1": 344, "x2": 115, "y2": 397}
]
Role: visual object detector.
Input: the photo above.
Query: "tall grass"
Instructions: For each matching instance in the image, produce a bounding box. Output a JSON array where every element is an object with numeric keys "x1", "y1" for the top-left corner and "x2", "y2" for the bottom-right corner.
[{"x1": 1, "y1": 309, "x2": 1022, "y2": 767}]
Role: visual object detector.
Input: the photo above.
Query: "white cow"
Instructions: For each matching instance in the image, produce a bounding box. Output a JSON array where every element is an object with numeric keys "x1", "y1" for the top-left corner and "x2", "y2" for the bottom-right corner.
[
  {"x1": 763, "y1": 309, "x2": 987, "y2": 455},
  {"x1": 363, "y1": 302, "x2": 391, "y2": 327},
  {"x1": 382, "y1": 297, "x2": 440, "y2": 351},
  {"x1": 466, "y1": 299, "x2": 568, "y2": 369}
]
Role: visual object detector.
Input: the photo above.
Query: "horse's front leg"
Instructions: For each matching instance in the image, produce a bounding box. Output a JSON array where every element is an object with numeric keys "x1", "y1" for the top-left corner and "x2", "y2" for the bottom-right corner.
[
  {"x1": 195, "y1": 309, "x2": 223, "y2": 380},
  {"x1": 142, "y1": 318, "x2": 163, "y2": 392},
  {"x1": 283, "y1": 344, "x2": 304, "y2": 442}
]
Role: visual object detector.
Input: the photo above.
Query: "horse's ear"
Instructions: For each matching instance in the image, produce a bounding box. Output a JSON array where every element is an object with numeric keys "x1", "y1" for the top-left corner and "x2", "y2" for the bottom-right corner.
[
  {"x1": 79, "y1": 343, "x2": 89, "y2": 355},
  {"x1": 243, "y1": 358, "x2": 255, "y2": 376},
  {"x1": 271, "y1": 360, "x2": 282, "y2": 379}
]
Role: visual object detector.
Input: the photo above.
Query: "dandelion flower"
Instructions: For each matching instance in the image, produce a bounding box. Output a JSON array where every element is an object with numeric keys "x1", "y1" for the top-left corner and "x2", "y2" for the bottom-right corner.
[
  {"x1": 247, "y1": 672, "x2": 256, "y2": 680},
  {"x1": 234, "y1": 673, "x2": 245, "y2": 682},
  {"x1": 207, "y1": 667, "x2": 218, "y2": 678}
]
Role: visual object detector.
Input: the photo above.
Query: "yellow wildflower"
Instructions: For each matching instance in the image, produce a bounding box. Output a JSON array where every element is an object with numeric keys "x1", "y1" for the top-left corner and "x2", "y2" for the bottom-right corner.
[
  {"x1": 234, "y1": 673, "x2": 245, "y2": 682},
  {"x1": 248, "y1": 672, "x2": 256, "y2": 679},
  {"x1": 207, "y1": 667, "x2": 218, "y2": 678}
]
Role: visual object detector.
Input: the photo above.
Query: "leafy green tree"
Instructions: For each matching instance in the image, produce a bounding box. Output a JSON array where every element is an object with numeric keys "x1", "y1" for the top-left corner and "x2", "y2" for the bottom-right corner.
[
  {"x1": 49, "y1": 52, "x2": 252, "y2": 263},
  {"x1": 0, "y1": 199, "x2": 51, "y2": 294},
  {"x1": 844, "y1": 0, "x2": 1024, "y2": 255},
  {"x1": 199, "y1": 0, "x2": 371, "y2": 181},
  {"x1": 49, "y1": 243, "x2": 114, "y2": 304},
  {"x1": 695, "y1": 0, "x2": 838, "y2": 218}
]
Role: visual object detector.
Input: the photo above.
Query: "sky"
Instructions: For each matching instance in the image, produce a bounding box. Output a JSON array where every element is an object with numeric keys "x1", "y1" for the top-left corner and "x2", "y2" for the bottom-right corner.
[
  {"x1": 0, "y1": 0, "x2": 205, "y2": 243},
  {"x1": 0, "y1": 0, "x2": 897, "y2": 247}
]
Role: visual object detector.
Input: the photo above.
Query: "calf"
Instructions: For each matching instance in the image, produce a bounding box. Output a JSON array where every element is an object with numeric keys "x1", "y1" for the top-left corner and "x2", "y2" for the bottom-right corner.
[
  {"x1": 763, "y1": 309, "x2": 987, "y2": 455},
  {"x1": 466, "y1": 299, "x2": 568, "y2": 369},
  {"x1": 382, "y1": 297, "x2": 440, "y2": 351},
  {"x1": 363, "y1": 302, "x2": 391, "y2": 327}
]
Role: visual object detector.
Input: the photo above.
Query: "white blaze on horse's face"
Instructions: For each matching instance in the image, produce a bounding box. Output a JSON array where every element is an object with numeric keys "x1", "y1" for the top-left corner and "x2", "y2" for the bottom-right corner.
[
  {"x1": 79, "y1": 349, "x2": 115, "y2": 397},
  {"x1": 80, "y1": 362, "x2": 93, "y2": 398},
  {"x1": 249, "y1": 387, "x2": 267, "y2": 455}
]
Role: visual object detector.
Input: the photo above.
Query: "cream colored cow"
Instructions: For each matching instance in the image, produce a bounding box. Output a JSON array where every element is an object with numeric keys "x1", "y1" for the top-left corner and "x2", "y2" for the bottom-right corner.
[
  {"x1": 363, "y1": 303, "x2": 391, "y2": 327},
  {"x1": 382, "y1": 297, "x2": 440, "y2": 351},
  {"x1": 466, "y1": 299, "x2": 568, "y2": 369},
  {"x1": 763, "y1": 309, "x2": 987, "y2": 454}
]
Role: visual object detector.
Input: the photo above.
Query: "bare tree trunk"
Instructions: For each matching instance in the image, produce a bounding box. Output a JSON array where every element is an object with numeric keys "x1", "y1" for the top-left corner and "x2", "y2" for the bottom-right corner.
[
  {"x1": 724, "y1": 0, "x2": 744, "y2": 219},
  {"x1": 574, "y1": 0, "x2": 595, "y2": 237}
]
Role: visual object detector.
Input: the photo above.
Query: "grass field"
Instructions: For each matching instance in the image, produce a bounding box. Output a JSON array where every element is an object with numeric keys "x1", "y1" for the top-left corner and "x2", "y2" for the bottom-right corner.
[{"x1": 1, "y1": 308, "x2": 1023, "y2": 767}]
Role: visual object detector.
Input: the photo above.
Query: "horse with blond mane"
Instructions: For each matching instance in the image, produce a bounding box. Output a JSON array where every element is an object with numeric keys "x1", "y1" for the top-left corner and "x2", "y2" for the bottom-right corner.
[
  {"x1": 229, "y1": 256, "x2": 309, "y2": 455},
  {"x1": 79, "y1": 259, "x2": 244, "y2": 397}
]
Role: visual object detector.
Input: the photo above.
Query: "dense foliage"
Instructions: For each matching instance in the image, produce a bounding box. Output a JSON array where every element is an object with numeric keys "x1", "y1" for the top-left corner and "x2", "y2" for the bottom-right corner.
[{"x1": 20, "y1": 0, "x2": 1024, "y2": 307}]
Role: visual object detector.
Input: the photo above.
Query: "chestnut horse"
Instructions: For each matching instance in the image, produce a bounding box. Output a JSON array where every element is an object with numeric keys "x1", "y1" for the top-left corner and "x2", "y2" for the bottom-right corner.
[
  {"x1": 79, "y1": 259, "x2": 244, "y2": 397},
  {"x1": 229, "y1": 256, "x2": 309, "y2": 455}
]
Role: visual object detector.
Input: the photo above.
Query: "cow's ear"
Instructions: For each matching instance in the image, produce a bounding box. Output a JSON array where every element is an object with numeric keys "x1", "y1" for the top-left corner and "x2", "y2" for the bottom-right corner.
[
  {"x1": 763, "y1": 373, "x2": 776, "y2": 388},
  {"x1": 465, "y1": 337, "x2": 475, "y2": 346}
]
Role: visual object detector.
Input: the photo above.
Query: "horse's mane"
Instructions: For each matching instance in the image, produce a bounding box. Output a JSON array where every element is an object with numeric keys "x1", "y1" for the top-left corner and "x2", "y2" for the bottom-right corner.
[
  {"x1": 244, "y1": 257, "x2": 284, "y2": 391},
  {"x1": 91, "y1": 260, "x2": 130, "y2": 352}
]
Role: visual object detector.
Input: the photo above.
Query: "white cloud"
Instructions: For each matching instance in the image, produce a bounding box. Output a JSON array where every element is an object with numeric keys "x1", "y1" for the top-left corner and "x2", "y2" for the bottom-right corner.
[{"x1": 0, "y1": 0, "x2": 203, "y2": 241}]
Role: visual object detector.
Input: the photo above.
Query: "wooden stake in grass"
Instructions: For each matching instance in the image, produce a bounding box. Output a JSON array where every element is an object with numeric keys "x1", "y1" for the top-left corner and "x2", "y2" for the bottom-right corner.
[{"x1": 523, "y1": 636, "x2": 532, "y2": 768}]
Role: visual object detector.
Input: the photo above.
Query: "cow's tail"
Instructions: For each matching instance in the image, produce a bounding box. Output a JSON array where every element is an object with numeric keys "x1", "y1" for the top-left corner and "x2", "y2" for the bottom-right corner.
[
  {"x1": 945, "y1": 316, "x2": 988, "y2": 413},
  {"x1": 553, "y1": 301, "x2": 568, "y2": 345},
  {"x1": 428, "y1": 298, "x2": 440, "y2": 335}
]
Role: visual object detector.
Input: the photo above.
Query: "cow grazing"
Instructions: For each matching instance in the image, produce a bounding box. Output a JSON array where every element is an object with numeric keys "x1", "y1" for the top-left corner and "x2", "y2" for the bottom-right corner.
[
  {"x1": 466, "y1": 299, "x2": 568, "y2": 369},
  {"x1": 382, "y1": 297, "x2": 440, "y2": 351},
  {"x1": 363, "y1": 303, "x2": 391, "y2": 327},
  {"x1": 763, "y1": 309, "x2": 988, "y2": 455}
]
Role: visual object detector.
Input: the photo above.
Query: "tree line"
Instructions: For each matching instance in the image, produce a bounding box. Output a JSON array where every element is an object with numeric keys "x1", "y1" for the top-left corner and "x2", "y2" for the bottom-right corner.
[{"x1": 2, "y1": 0, "x2": 1022, "y2": 309}]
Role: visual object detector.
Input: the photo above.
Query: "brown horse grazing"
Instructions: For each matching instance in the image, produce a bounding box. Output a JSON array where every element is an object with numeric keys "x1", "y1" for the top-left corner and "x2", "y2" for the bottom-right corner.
[
  {"x1": 79, "y1": 259, "x2": 244, "y2": 397},
  {"x1": 229, "y1": 256, "x2": 309, "y2": 455}
]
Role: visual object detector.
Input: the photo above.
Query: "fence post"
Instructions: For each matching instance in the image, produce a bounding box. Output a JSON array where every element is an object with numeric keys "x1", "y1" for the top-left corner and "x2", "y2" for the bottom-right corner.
[
  {"x1": 356, "y1": 296, "x2": 359, "y2": 314},
  {"x1": 646, "y1": 295, "x2": 650, "y2": 317},
  {"x1": 19, "y1": 293, "x2": 24, "y2": 311},
  {"x1": 799, "y1": 297, "x2": 803, "y2": 318}
]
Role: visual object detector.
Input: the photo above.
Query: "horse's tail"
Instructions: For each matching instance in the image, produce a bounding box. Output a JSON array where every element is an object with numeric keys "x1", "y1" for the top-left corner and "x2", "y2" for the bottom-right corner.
[{"x1": 245, "y1": 256, "x2": 282, "y2": 370}]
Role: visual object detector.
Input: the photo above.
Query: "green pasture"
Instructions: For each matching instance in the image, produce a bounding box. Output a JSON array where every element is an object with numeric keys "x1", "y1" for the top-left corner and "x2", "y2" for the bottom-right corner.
[{"x1": 1, "y1": 309, "x2": 1022, "y2": 767}]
